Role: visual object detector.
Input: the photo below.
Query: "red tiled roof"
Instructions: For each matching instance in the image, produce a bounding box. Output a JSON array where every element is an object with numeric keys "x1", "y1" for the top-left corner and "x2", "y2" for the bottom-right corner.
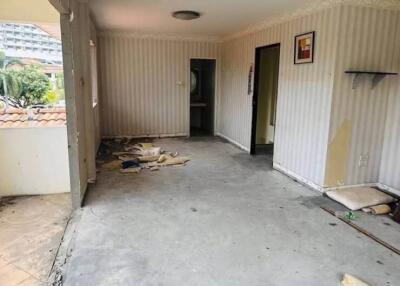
[{"x1": 0, "y1": 108, "x2": 66, "y2": 128}]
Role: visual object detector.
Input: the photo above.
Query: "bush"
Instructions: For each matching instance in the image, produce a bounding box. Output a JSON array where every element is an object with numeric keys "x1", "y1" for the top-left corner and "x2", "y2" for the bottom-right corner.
[{"x1": 0, "y1": 65, "x2": 51, "y2": 108}]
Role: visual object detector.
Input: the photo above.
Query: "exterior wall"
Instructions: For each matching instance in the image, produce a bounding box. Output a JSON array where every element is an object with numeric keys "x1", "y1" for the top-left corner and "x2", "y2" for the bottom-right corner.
[
  {"x1": 0, "y1": 127, "x2": 70, "y2": 196},
  {"x1": 219, "y1": 7, "x2": 340, "y2": 186},
  {"x1": 0, "y1": 23, "x2": 62, "y2": 64},
  {"x1": 326, "y1": 5, "x2": 400, "y2": 187},
  {"x1": 97, "y1": 34, "x2": 219, "y2": 137},
  {"x1": 59, "y1": 0, "x2": 97, "y2": 208}
]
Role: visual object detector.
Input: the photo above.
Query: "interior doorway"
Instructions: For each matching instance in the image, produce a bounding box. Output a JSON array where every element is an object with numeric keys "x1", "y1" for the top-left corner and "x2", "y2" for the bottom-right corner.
[
  {"x1": 250, "y1": 44, "x2": 280, "y2": 155},
  {"x1": 190, "y1": 59, "x2": 216, "y2": 136}
]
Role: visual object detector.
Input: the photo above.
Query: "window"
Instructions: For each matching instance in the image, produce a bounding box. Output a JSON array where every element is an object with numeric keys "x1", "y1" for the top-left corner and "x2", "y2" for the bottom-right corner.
[{"x1": 90, "y1": 42, "x2": 98, "y2": 106}]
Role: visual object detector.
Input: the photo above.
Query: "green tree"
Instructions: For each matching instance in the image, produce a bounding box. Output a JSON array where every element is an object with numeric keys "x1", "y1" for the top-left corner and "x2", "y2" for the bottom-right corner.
[
  {"x1": 0, "y1": 51, "x2": 22, "y2": 109},
  {"x1": 0, "y1": 65, "x2": 51, "y2": 108}
]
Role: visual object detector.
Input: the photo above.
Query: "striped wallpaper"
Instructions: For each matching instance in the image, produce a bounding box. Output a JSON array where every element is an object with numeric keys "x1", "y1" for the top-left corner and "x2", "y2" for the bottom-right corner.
[
  {"x1": 95, "y1": 3, "x2": 400, "y2": 192},
  {"x1": 219, "y1": 7, "x2": 341, "y2": 186},
  {"x1": 328, "y1": 5, "x2": 400, "y2": 187},
  {"x1": 380, "y1": 81, "x2": 400, "y2": 190},
  {"x1": 97, "y1": 35, "x2": 219, "y2": 137},
  {"x1": 379, "y1": 16, "x2": 400, "y2": 191},
  {"x1": 219, "y1": 4, "x2": 400, "y2": 190}
]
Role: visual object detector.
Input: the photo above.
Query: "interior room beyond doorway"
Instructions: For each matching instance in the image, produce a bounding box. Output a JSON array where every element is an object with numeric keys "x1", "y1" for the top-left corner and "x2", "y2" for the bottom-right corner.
[
  {"x1": 251, "y1": 44, "x2": 280, "y2": 155},
  {"x1": 190, "y1": 59, "x2": 216, "y2": 137}
]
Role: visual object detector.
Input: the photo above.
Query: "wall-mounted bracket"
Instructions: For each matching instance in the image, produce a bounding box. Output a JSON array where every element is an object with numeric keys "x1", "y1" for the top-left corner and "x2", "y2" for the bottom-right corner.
[{"x1": 345, "y1": 71, "x2": 398, "y2": 90}]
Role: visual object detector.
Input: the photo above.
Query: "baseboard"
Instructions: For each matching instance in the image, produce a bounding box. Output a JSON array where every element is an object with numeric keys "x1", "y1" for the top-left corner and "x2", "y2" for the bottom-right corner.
[
  {"x1": 273, "y1": 162, "x2": 324, "y2": 192},
  {"x1": 323, "y1": 183, "x2": 377, "y2": 192},
  {"x1": 102, "y1": 133, "x2": 188, "y2": 139},
  {"x1": 377, "y1": 183, "x2": 400, "y2": 198},
  {"x1": 273, "y1": 162, "x2": 400, "y2": 198},
  {"x1": 216, "y1": 132, "x2": 250, "y2": 152}
]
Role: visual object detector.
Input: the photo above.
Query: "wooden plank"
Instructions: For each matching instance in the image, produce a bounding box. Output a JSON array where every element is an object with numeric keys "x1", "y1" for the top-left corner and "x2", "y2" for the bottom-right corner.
[{"x1": 320, "y1": 205, "x2": 400, "y2": 256}]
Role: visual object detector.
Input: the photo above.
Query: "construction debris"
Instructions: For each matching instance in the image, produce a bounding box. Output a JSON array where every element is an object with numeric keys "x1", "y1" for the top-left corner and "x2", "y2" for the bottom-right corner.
[
  {"x1": 321, "y1": 205, "x2": 400, "y2": 256},
  {"x1": 98, "y1": 140, "x2": 190, "y2": 174},
  {"x1": 101, "y1": 160, "x2": 122, "y2": 171},
  {"x1": 341, "y1": 274, "x2": 370, "y2": 286},
  {"x1": 326, "y1": 187, "x2": 396, "y2": 211},
  {"x1": 121, "y1": 160, "x2": 140, "y2": 169},
  {"x1": 120, "y1": 167, "x2": 141, "y2": 174},
  {"x1": 362, "y1": 204, "x2": 391, "y2": 215}
]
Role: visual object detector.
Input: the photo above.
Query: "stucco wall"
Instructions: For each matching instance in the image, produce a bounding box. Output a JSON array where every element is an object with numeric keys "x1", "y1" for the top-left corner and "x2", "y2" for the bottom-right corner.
[{"x1": 0, "y1": 127, "x2": 70, "y2": 196}]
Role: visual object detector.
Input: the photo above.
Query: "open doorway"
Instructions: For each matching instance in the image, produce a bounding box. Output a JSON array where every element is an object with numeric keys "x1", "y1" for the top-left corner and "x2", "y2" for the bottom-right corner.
[
  {"x1": 250, "y1": 44, "x2": 280, "y2": 155},
  {"x1": 190, "y1": 58, "x2": 216, "y2": 136}
]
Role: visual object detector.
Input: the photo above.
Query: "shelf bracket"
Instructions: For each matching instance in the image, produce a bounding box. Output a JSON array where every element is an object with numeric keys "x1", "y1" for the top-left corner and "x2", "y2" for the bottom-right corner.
[
  {"x1": 352, "y1": 74, "x2": 362, "y2": 90},
  {"x1": 372, "y1": 74, "x2": 386, "y2": 89}
]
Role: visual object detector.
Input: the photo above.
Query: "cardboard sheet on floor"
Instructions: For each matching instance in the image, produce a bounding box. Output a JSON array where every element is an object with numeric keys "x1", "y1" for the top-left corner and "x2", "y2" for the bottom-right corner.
[
  {"x1": 341, "y1": 274, "x2": 370, "y2": 286},
  {"x1": 326, "y1": 187, "x2": 395, "y2": 211}
]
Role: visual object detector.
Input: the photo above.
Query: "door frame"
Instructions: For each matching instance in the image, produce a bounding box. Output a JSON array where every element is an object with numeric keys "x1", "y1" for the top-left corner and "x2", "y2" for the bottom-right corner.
[
  {"x1": 250, "y1": 43, "x2": 281, "y2": 155},
  {"x1": 187, "y1": 57, "x2": 217, "y2": 137}
]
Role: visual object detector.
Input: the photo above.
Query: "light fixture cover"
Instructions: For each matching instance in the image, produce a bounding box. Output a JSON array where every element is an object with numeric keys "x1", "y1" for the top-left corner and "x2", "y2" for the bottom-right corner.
[{"x1": 172, "y1": 10, "x2": 201, "y2": 20}]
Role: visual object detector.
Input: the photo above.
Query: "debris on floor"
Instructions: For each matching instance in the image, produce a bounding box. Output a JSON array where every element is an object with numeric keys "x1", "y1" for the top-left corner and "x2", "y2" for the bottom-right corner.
[
  {"x1": 393, "y1": 203, "x2": 400, "y2": 223},
  {"x1": 101, "y1": 160, "x2": 122, "y2": 171},
  {"x1": 362, "y1": 204, "x2": 391, "y2": 215},
  {"x1": 98, "y1": 139, "x2": 190, "y2": 174},
  {"x1": 341, "y1": 273, "x2": 370, "y2": 286},
  {"x1": 326, "y1": 187, "x2": 396, "y2": 211}
]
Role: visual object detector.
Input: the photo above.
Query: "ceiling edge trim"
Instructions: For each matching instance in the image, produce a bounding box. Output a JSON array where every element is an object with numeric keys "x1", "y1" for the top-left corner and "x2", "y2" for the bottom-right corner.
[
  {"x1": 222, "y1": 0, "x2": 400, "y2": 42},
  {"x1": 97, "y1": 30, "x2": 221, "y2": 43}
]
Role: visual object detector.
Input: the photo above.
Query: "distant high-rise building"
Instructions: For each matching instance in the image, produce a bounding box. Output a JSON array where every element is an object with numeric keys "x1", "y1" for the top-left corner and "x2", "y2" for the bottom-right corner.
[{"x1": 0, "y1": 23, "x2": 62, "y2": 65}]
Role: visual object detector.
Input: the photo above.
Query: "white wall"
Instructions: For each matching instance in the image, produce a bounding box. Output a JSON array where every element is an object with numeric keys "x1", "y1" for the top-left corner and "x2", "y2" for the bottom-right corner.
[
  {"x1": 97, "y1": 34, "x2": 220, "y2": 137},
  {"x1": 219, "y1": 7, "x2": 340, "y2": 186},
  {"x1": 379, "y1": 17, "x2": 400, "y2": 191},
  {"x1": 90, "y1": 19, "x2": 102, "y2": 151},
  {"x1": 58, "y1": 0, "x2": 98, "y2": 208},
  {"x1": 326, "y1": 5, "x2": 400, "y2": 188},
  {"x1": 0, "y1": 127, "x2": 70, "y2": 196},
  {"x1": 219, "y1": 3, "x2": 400, "y2": 191}
]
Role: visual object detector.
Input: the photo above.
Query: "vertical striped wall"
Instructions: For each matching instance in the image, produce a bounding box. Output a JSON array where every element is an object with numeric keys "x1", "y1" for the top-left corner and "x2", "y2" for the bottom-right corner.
[
  {"x1": 97, "y1": 35, "x2": 219, "y2": 137},
  {"x1": 379, "y1": 19, "x2": 400, "y2": 190},
  {"x1": 329, "y1": 5, "x2": 400, "y2": 187},
  {"x1": 219, "y1": 7, "x2": 340, "y2": 186},
  {"x1": 380, "y1": 81, "x2": 400, "y2": 190}
]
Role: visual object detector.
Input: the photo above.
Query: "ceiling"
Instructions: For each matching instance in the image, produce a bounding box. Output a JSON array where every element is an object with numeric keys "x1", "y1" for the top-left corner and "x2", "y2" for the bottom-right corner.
[
  {"x1": 89, "y1": 0, "x2": 321, "y2": 37},
  {"x1": 0, "y1": 0, "x2": 58, "y2": 24}
]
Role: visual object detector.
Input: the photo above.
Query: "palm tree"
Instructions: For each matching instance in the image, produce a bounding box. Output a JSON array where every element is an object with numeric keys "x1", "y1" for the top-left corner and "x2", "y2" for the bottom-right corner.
[{"x1": 0, "y1": 51, "x2": 22, "y2": 110}]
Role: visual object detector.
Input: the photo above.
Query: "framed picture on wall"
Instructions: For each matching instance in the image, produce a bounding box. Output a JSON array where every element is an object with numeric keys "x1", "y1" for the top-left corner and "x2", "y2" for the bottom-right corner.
[{"x1": 294, "y1": 31, "x2": 315, "y2": 64}]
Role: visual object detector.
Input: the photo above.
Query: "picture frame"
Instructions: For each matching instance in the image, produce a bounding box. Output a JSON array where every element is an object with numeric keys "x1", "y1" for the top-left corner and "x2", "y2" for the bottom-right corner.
[{"x1": 294, "y1": 31, "x2": 315, "y2": 64}]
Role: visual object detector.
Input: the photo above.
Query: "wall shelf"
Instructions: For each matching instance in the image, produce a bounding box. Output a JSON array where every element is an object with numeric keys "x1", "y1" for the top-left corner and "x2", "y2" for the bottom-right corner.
[{"x1": 345, "y1": 71, "x2": 398, "y2": 90}]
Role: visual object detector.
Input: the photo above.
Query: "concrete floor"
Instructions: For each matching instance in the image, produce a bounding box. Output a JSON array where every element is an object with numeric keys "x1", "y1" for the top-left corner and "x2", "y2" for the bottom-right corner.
[
  {"x1": 0, "y1": 194, "x2": 70, "y2": 286},
  {"x1": 61, "y1": 138, "x2": 400, "y2": 286}
]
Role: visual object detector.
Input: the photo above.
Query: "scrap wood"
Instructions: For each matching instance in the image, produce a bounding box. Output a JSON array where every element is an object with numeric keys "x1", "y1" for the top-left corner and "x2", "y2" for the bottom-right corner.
[
  {"x1": 137, "y1": 142, "x2": 154, "y2": 149},
  {"x1": 101, "y1": 160, "x2": 122, "y2": 171},
  {"x1": 161, "y1": 157, "x2": 190, "y2": 166},
  {"x1": 112, "y1": 151, "x2": 134, "y2": 156},
  {"x1": 150, "y1": 166, "x2": 159, "y2": 171},
  {"x1": 341, "y1": 274, "x2": 370, "y2": 286},
  {"x1": 158, "y1": 154, "x2": 168, "y2": 163},
  {"x1": 120, "y1": 167, "x2": 141, "y2": 174},
  {"x1": 362, "y1": 204, "x2": 391, "y2": 215},
  {"x1": 118, "y1": 155, "x2": 138, "y2": 161},
  {"x1": 320, "y1": 205, "x2": 400, "y2": 256},
  {"x1": 138, "y1": 155, "x2": 160, "y2": 162}
]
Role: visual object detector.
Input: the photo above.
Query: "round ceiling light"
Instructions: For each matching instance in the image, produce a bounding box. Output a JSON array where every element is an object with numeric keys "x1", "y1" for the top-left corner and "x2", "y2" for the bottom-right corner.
[{"x1": 172, "y1": 10, "x2": 201, "y2": 20}]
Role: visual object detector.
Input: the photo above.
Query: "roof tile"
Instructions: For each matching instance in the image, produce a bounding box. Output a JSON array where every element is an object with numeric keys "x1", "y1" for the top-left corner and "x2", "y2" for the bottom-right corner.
[{"x1": 0, "y1": 108, "x2": 66, "y2": 128}]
